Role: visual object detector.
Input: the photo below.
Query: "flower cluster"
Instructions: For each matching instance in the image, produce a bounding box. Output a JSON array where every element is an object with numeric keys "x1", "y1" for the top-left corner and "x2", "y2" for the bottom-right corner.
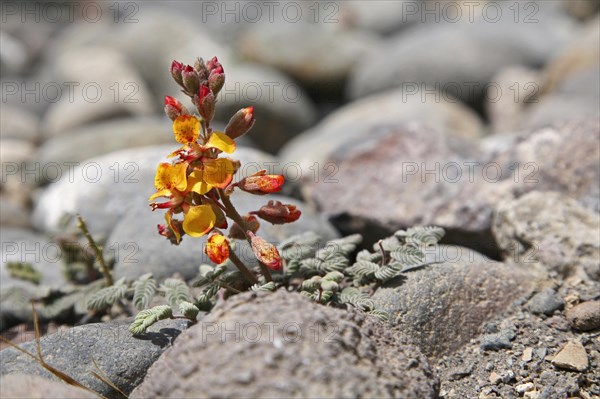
[{"x1": 150, "y1": 56, "x2": 301, "y2": 282}]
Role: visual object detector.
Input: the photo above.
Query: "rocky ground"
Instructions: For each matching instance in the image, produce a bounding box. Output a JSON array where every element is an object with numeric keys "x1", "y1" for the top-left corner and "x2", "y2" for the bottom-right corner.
[{"x1": 1, "y1": 1, "x2": 599, "y2": 398}]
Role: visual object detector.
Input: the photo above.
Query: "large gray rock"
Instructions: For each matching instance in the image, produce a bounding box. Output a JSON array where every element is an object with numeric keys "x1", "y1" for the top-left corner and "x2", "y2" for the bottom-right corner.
[
  {"x1": 32, "y1": 145, "x2": 282, "y2": 237},
  {"x1": 348, "y1": 2, "x2": 577, "y2": 103},
  {"x1": 373, "y1": 246, "x2": 538, "y2": 359},
  {"x1": 279, "y1": 88, "x2": 483, "y2": 175},
  {"x1": 0, "y1": 318, "x2": 190, "y2": 398},
  {"x1": 492, "y1": 191, "x2": 600, "y2": 281},
  {"x1": 111, "y1": 193, "x2": 338, "y2": 282},
  {"x1": 0, "y1": 374, "x2": 96, "y2": 399},
  {"x1": 41, "y1": 47, "x2": 154, "y2": 138},
  {"x1": 0, "y1": 104, "x2": 39, "y2": 142},
  {"x1": 132, "y1": 291, "x2": 439, "y2": 398}
]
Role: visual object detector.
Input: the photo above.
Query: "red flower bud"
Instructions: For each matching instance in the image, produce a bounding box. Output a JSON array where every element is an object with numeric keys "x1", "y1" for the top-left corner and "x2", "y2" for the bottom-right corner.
[
  {"x1": 208, "y1": 69, "x2": 225, "y2": 96},
  {"x1": 182, "y1": 65, "x2": 200, "y2": 95},
  {"x1": 170, "y1": 61, "x2": 184, "y2": 86},
  {"x1": 225, "y1": 106, "x2": 255, "y2": 140},
  {"x1": 229, "y1": 215, "x2": 260, "y2": 240},
  {"x1": 249, "y1": 232, "x2": 281, "y2": 271},
  {"x1": 251, "y1": 200, "x2": 301, "y2": 225},
  {"x1": 194, "y1": 84, "x2": 215, "y2": 122},
  {"x1": 238, "y1": 170, "x2": 284, "y2": 195},
  {"x1": 205, "y1": 233, "x2": 230, "y2": 264},
  {"x1": 164, "y1": 96, "x2": 189, "y2": 121},
  {"x1": 206, "y1": 56, "x2": 223, "y2": 73}
]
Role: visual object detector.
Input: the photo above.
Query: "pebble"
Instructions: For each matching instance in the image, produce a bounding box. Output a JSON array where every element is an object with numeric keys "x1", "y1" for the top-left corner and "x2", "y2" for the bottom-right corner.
[
  {"x1": 516, "y1": 382, "x2": 535, "y2": 394},
  {"x1": 528, "y1": 289, "x2": 565, "y2": 316},
  {"x1": 480, "y1": 328, "x2": 515, "y2": 351},
  {"x1": 551, "y1": 341, "x2": 589, "y2": 372},
  {"x1": 489, "y1": 371, "x2": 503, "y2": 385},
  {"x1": 522, "y1": 347, "x2": 534, "y2": 362},
  {"x1": 502, "y1": 370, "x2": 516, "y2": 383},
  {"x1": 566, "y1": 301, "x2": 600, "y2": 331}
]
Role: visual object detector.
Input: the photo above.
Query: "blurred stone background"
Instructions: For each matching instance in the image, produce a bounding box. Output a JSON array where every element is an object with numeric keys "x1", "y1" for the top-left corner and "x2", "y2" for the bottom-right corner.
[{"x1": 1, "y1": 0, "x2": 599, "y2": 323}]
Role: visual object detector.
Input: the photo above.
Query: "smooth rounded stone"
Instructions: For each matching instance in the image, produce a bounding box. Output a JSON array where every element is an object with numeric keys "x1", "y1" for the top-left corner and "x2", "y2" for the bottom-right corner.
[
  {"x1": 0, "y1": 318, "x2": 190, "y2": 398},
  {"x1": 0, "y1": 374, "x2": 96, "y2": 399},
  {"x1": 492, "y1": 191, "x2": 600, "y2": 281},
  {"x1": 550, "y1": 341, "x2": 589, "y2": 372},
  {"x1": 0, "y1": 31, "x2": 30, "y2": 76},
  {"x1": 347, "y1": 3, "x2": 577, "y2": 103},
  {"x1": 239, "y1": 21, "x2": 380, "y2": 91},
  {"x1": 215, "y1": 63, "x2": 318, "y2": 153},
  {"x1": 336, "y1": 0, "x2": 420, "y2": 34},
  {"x1": 0, "y1": 196, "x2": 30, "y2": 228},
  {"x1": 37, "y1": 116, "x2": 176, "y2": 171},
  {"x1": 279, "y1": 87, "x2": 483, "y2": 174},
  {"x1": 0, "y1": 138, "x2": 35, "y2": 165},
  {"x1": 41, "y1": 46, "x2": 154, "y2": 138},
  {"x1": 372, "y1": 245, "x2": 537, "y2": 359},
  {"x1": 131, "y1": 291, "x2": 439, "y2": 399},
  {"x1": 566, "y1": 301, "x2": 600, "y2": 331},
  {"x1": 111, "y1": 193, "x2": 338, "y2": 282},
  {"x1": 32, "y1": 145, "x2": 283, "y2": 237},
  {"x1": 0, "y1": 104, "x2": 39, "y2": 141},
  {"x1": 528, "y1": 289, "x2": 565, "y2": 316},
  {"x1": 480, "y1": 329, "x2": 516, "y2": 351},
  {"x1": 485, "y1": 66, "x2": 542, "y2": 133}
]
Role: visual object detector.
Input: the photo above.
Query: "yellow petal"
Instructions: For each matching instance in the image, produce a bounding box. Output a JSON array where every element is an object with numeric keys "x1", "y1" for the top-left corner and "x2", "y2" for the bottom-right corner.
[
  {"x1": 154, "y1": 162, "x2": 188, "y2": 192},
  {"x1": 203, "y1": 158, "x2": 234, "y2": 188},
  {"x1": 206, "y1": 131, "x2": 236, "y2": 154},
  {"x1": 173, "y1": 115, "x2": 200, "y2": 144},
  {"x1": 183, "y1": 205, "x2": 216, "y2": 237},
  {"x1": 149, "y1": 188, "x2": 172, "y2": 201},
  {"x1": 187, "y1": 170, "x2": 211, "y2": 195},
  {"x1": 165, "y1": 212, "x2": 181, "y2": 244}
]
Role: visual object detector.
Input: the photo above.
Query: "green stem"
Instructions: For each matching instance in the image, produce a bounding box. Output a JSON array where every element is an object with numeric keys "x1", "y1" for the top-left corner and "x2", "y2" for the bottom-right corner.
[
  {"x1": 217, "y1": 188, "x2": 273, "y2": 283},
  {"x1": 77, "y1": 215, "x2": 113, "y2": 287}
]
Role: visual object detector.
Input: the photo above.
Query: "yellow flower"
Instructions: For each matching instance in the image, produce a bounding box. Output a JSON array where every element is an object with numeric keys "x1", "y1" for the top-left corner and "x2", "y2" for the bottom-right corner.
[
  {"x1": 187, "y1": 157, "x2": 236, "y2": 195},
  {"x1": 173, "y1": 115, "x2": 201, "y2": 144},
  {"x1": 149, "y1": 162, "x2": 188, "y2": 209},
  {"x1": 206, "y1": 131, "x2": 236, "y2": 154},
  {"x1": 205, "y1": 233, "x2": 230, "y2": 264},
  {"x1": 182, "y1": 205, "x2": 216, "y2": 237}
]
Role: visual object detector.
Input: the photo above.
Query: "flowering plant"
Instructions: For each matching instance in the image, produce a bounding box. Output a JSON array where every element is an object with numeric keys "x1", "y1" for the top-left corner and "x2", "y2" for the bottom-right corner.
[{"x1": 151, "y1": 56, "x2": 301, "y2": 285}]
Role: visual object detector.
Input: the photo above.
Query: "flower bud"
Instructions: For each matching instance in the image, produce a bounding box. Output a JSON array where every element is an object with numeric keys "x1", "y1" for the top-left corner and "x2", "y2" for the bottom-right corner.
[
  {"x1": 182, "y1": 65, "x2": 200, "y2": 95},
  {"x1": 251, "y1": 200, "x2": 301, "y2": 225},
  {"x1": 249, "y1": 232, "x2": 282, "y2": 271},
  {"x1": 205, "y1": 233, "x2": 230, "y2": 264},
  {"x1": 229, "y1": 215, "x2": 260, "y2": 239},
  {"x1": 164, "y1": 96, "x2": 189, "y2": 121},
  {"x1": 170, "y1": 61, "x2": 184, "y2": 86},
  {"x1": 194, "y1": 84, "x2": 216, "y2": 122},
  {"x1": 206, "y1": 56, "x2": 223, "y2": 73},
  {"x1": 194, "y1": 57, "x2": 209, "y2": 81},
  {"x1": 238, "y1": 170, "x2": 284, "y2": 195},
  {"x1": 225, "y1": 107, "x2": 255, "y2": 140},
  {"x1": 208, "y1": 69, "x2": 225, "y2": 96}
]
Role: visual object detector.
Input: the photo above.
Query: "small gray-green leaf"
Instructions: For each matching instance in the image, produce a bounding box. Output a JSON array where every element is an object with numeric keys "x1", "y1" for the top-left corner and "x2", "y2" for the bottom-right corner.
[
  {"x1": 133, "y1": 273, "x2": 157, "y2": 310},
  {"x1": 178, "y1": 301, "x2": 200, "y2": 320},
  {"x1": 161, "y1": 278, "x2": 190, "y2": 308},
  {"x1": 129, "y1": 305, "x2": 172, "y2": 335},
  {"x1": 86, "y1": 277, "x2": 127, "y2": 310},
  {"x1": 390, "y1": 246, "x2": 425, "y2": 266}
]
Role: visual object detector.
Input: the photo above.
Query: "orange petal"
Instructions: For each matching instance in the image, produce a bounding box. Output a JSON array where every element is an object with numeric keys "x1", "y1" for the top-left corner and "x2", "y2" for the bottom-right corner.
[
  {"x1": 205, "y1": 234, "x2": 230, "y2": 264},
  {"x1": 173, "y1": 115, "x2": 200, "y2": 144},
  {"x1": 165, "y1": 212, "x2": 182, "y2": 244},
  {"x1": 206, "y1": 131, "x2": 236, "y2": 154},
  {"x1": 203, "y1": 158, "x2": 234, "y2": 188},
  {"x1": 154, "y1": 162, "x2": 188, "y2": 192},
  {"x1": 149, "y1": 188, "x2": 172, "y2": 201},
  {"x1": 182, "y1": 205, "x2": 216, "y2": 237}
]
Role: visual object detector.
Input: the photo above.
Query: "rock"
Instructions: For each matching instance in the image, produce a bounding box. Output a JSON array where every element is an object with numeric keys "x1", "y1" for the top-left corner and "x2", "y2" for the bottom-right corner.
[
  {"x1": 41, "y1": 47, "x2": 154, "y2": 138},
  {"x1": 516, "y1": 383, "x2": 535, "y2": 394},
  {"x1": 0, "y1": 138, "x2": 35, "y2": 165},
  {"x1": 566, "y1": 301, "x2": 600, "y2": 331},
  {"x1": 32, "y1": 145, "x2": 282, "y2": 236},
  {"x1": 0, "y1": 374, "x2": 96, "y2": 399},
  {"x1": 493, "y1": 191, "x2": 600, "y2": 280},
  {"x1": 372, "y1": 246, "x2": 536, "y2": 359},
  {"x1": 239, "y1": 22, "x2": 380, "y2": 96},
  {"x1": 0, "y1": 104, "x2": 39, "y2": 142},
  {"x1": 0, "y1": 197, "x2": 30, "y2": 228},
  {"x1": 489, "y1": 371, "x2": 503, "y2": 385},
  {"x1": 563, "y1": 0, "x2": 600, "y2": 20},
  {"x1": 0, "y1": 318, "x2": 190, "y2": 398},
  {"x1": 131, "y1": 291, "x2": 439, "y2": 398},
  {"x1": 480, "y1": 328, "x2": 515, "y2": 351},
  {"x1": 37, "y1": 116, "x2": 176, "y2": 174},
  {"x1": 280, "y1": 88, "x2": 483, "y2": 175},
  {"x1": 110, "y1": 193, "x2": 338, "y2": 282},
  {"x1": 528, "y1": 289, "x2": 565, "y2": 316},
  {"x1": 348, "y1": 3, "x2": 577, "y2": 104},
  {"x1": 335, "y1": 0, "x2": 420, "y2": 35},
  {"x1": 0, "y1": 31, "x2": 30, "y2": 76},
  {"x1": 215, "y1": 63, "x2": 318, "y2": 153},
  {"x1": 551, "y1": 341, "x2": 589, "y2": 372}
]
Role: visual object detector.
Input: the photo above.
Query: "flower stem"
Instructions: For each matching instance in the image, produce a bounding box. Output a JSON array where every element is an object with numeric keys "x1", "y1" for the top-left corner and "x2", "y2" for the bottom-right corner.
[
  {"x1": 217, "y1": 188, "x2": 273, "y2": 282},
  {"x1": 77, "y1": 214, "x2": 113, "y2": 287},
  {"x1": 228, "y1": 249, "x2": 259, "y2": 285}
]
